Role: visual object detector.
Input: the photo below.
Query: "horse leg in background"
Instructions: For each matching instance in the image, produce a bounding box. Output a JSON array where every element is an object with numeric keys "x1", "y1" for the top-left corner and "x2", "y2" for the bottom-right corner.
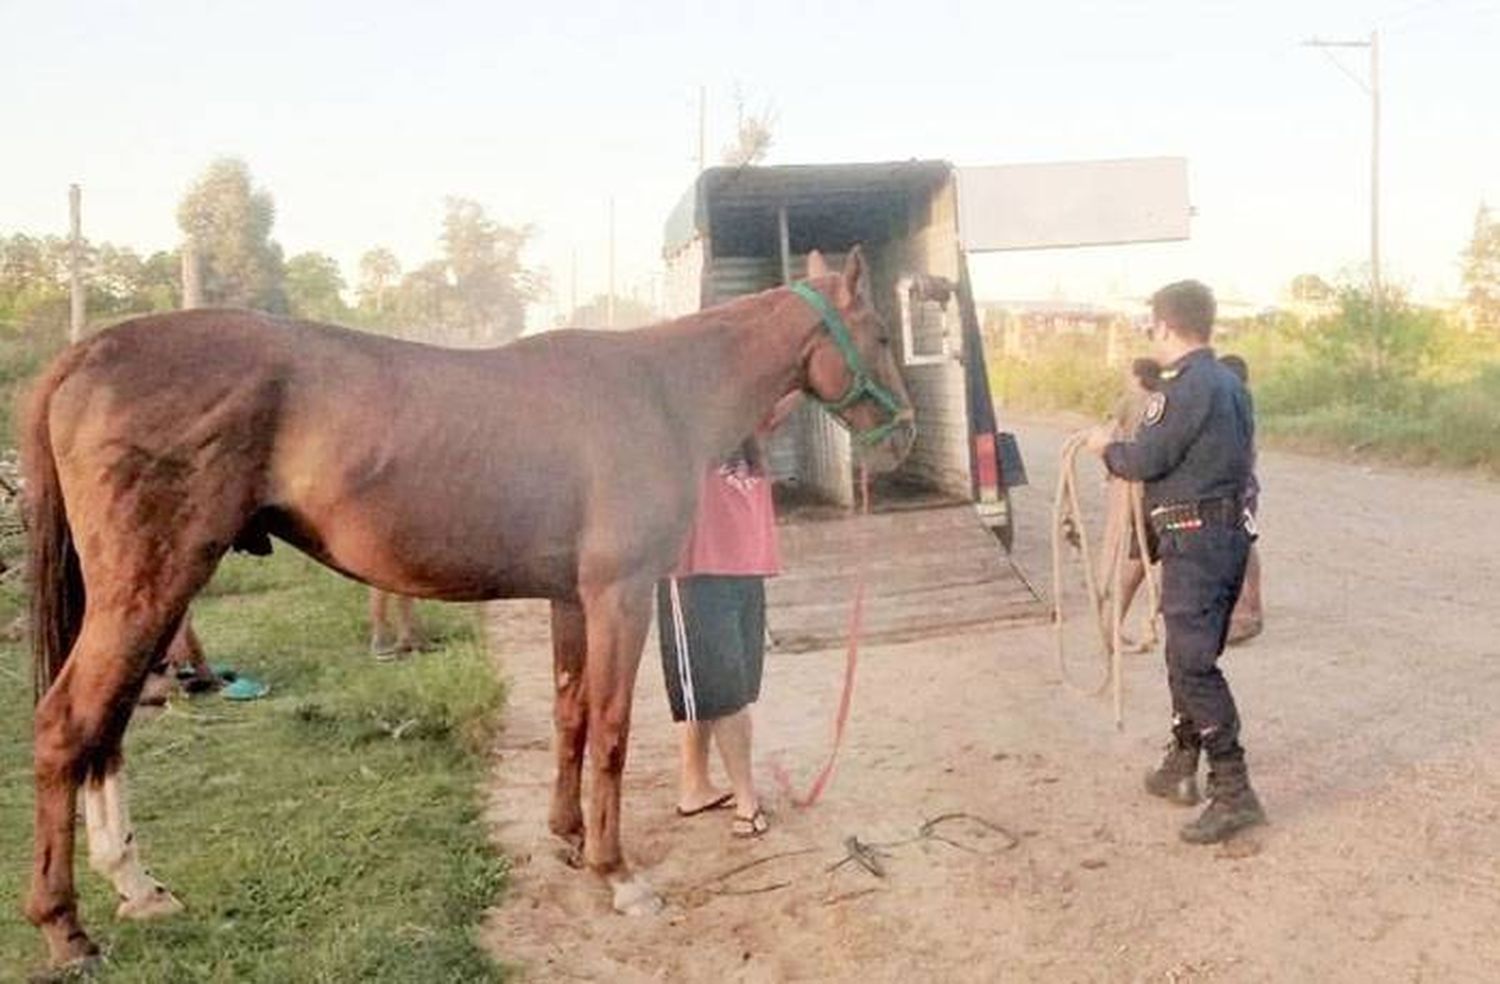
[
  {"x1": 548, "y1": 600, "x2": 588, "y2": 859},
  {"x1": 579, "y1": 578, "x2": 661, "y2": 915},
  {"x1": 28, "y1": 606, "x2": 187, "y2": 966}
]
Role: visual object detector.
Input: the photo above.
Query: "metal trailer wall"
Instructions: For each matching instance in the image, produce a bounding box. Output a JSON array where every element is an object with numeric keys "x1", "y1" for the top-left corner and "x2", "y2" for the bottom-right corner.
[
  {"x1": 661, "y1": 164, "x2": 975, "y2": 512},
  {"x1": 886, "y1": 175, "x2": 973, "y2": 501},
  {"x1": 705, "y1": 254, "x2": 855, "y2": 508}
]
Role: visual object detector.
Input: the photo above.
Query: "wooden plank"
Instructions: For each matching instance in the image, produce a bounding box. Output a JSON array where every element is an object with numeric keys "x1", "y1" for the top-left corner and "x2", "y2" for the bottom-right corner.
[{"x1": 767, "y1": 504, "x2": 1047, "y2": 652}]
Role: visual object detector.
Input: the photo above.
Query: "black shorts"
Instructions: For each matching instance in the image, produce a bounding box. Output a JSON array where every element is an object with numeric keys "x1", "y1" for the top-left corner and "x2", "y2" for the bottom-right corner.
[{"x1": 657, "y1": 576, "x2": 766, "y2": 723}]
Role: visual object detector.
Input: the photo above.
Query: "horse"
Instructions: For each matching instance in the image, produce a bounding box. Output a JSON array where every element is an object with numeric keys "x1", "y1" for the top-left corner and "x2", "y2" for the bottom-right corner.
[{"x1": 20, "y1": 246, "x2": 915, "y2": 969}]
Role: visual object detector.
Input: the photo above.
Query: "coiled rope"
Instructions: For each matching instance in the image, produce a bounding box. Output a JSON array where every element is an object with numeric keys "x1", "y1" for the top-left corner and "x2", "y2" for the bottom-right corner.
[{"x1": 1051, "y1": 430, "x2": 1160, "y2": 728}]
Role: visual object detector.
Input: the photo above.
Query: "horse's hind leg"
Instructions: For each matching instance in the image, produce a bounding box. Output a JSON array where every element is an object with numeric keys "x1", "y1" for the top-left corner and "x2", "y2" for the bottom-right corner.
[
  {"x1": 83, "y1": 756, "x2": 183, "y2": 920},
  {"x1": 28, "y1": 606, "x2": 186, "y2": 966},
  {"x1": 548, "y1": 600, "x2": 588, "y2": 854}
]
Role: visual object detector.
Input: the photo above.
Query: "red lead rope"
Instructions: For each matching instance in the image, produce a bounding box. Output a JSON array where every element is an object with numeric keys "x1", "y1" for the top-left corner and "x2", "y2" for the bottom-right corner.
[{"x1": 772, "y1": 465, "x2": 870, "y2": 808}]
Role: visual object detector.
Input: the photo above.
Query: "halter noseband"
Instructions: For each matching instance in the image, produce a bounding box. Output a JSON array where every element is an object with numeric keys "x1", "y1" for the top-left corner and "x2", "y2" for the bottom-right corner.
[{"x1": 789, "y1": 282, "x2": 910, "y2": 447}]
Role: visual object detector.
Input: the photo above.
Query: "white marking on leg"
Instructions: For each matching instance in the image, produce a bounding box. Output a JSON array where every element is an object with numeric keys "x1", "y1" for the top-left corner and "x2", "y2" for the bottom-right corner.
[{"x1": 84, "y1": 770, "x2": 181, "y2": 918}]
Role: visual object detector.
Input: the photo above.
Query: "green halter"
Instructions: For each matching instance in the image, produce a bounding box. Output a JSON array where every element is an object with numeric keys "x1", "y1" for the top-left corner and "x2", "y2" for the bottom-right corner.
[{"x1": 790, "y1": 281, "x2": 910, "y2": 447}]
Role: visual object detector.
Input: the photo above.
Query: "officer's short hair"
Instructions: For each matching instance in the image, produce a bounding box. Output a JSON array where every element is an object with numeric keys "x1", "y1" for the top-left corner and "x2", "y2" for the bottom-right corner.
[
  {"x1": 1132, "y1": 357, "x2": 1163, "y2": 391},
  {"x1": 1151, "y1": 280, "x2": 1216, "y2": 341}
]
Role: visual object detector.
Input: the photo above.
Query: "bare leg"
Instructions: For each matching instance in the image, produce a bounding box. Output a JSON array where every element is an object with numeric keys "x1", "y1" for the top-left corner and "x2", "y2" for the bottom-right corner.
[
  {"x1": 1118, "y1": 559, "x2": 1146, "y2": 627},
  {"x1": 169, "y1": 616, "x2": 216, "y2": 691},
  {"x1": 711, "y1": 709, "x2": 761, "y2": 825},
  {"x1": 1095, "y1": 478, "x2": 1132, "y2": 593},
  {"x1": 548, "y1": 600, "x2": 587, "y2": 850},
  {"x1": 369, "y1": 589, "x2": 393, "y2": 653},
  {"x1": 394, "y1": 595, "x2": 425, "y2": 651},
  {"x1": 1228, "y1": 546, "x2": 1264, "y2": 644},
  {"x1": 676, "y1": 720, "x2": 729, "y2": 813}
]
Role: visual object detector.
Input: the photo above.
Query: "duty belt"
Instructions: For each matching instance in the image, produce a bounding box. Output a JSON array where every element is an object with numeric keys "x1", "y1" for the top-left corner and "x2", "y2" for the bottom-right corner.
[{"x1": 1149, "y1": 497, "x2": 1244, "y2": 534}]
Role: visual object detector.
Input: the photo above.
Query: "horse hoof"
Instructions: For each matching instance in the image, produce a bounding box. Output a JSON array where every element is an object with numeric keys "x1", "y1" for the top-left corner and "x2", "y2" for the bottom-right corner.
[
  {"x1": 116, "y1": 887, "x2": 184, "y2": 921},
  {"x1": 610, "y1": 874, "x2": 663, "y2": 916}
]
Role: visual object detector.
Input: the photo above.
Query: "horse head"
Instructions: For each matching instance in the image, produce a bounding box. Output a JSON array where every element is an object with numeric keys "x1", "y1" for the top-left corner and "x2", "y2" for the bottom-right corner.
[{"x1": 800, "y1": 246, "x2": 916, "y2": 473}]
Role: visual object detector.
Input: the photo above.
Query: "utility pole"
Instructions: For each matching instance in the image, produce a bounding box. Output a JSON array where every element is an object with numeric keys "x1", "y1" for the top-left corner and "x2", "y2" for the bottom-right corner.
[
  {"x1": 698, "y1": 85, "x2": 707, "y2": 174},
  {"x1": 68, "y1": 184, "x2": 84, "y2": 343},
  {"x1": 607, "y1": 197, "x2": 616, "y2": 329},
  {"x1": 569, "y1": 247, "x2": 578, "y2": 323},
  {"x1": 1303, "y1": 30, "x2": 1381, "y2": 334},
  {"x1": 181, "y1": 240, "x2": 203, "y2": 309}
]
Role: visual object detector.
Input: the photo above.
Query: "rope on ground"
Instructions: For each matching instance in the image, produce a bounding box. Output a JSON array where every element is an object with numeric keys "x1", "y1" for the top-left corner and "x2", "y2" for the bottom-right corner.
[
  {"x1": 698, "y1": 848, "x2": 820, "y2": 896},
  {"x1": 826, "y1": 811, "x2": 1022, "y2": 877},
  {"x1": 696, "y1": 812, "x2": 1020, "y2": 897},
  {"x1": 1052, "y1": 430, "x2": 1161, "y2": 729}
]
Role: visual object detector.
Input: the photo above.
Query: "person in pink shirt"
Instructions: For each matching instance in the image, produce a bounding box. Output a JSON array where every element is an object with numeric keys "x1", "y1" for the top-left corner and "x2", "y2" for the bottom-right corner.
[{"x1": 658, "y1": 394, "x2": 799, "y2": 838}]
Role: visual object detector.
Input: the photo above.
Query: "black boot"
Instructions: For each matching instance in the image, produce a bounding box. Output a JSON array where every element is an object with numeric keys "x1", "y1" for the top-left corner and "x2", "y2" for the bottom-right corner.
[
  {"x1": 1180, "y1": 759, "x2": 1265, "y2": 844},
  {"x1": 1143, "y1": 721, "x2": 1200, "y2": 806}
]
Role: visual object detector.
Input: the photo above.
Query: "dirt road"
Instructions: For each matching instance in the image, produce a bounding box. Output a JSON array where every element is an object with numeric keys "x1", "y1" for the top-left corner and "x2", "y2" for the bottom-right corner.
[{"x1": 481, "y1": 415, "x2": 1500, "y2": 983}]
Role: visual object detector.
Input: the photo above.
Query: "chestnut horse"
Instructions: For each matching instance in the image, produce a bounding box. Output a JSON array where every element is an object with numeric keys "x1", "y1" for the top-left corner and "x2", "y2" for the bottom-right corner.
[{"x1": 21, "y1": 247, "x2": 914, "y2": 968}]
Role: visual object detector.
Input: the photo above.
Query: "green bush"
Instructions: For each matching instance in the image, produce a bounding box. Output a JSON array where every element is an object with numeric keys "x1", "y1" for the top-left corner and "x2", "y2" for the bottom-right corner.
[{"x1": 988, "y1": 290, "x2": 1500, "y2": 475}]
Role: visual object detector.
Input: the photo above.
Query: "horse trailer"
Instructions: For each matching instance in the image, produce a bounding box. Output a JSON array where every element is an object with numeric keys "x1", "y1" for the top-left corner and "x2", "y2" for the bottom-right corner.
[{"x1": 662, "y1": 158, "x2": 1190, "y2": 648}]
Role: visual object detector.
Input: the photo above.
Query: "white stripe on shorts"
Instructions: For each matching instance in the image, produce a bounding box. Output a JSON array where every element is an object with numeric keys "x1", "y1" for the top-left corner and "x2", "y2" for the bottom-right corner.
[{"x1": 668, "y1": 578, "x2": 698, "y2": 721}]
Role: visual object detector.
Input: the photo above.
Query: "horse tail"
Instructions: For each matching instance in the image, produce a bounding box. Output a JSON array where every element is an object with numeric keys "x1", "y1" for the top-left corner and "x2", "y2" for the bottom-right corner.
[{"x1": 22, "y1": 347, "x2": 89, "y2": 702}]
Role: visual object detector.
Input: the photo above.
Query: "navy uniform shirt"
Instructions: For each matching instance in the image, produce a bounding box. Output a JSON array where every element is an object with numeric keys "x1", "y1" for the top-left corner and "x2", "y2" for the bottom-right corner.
[{"x1": 1103, "y1": 348, "x2": 1254, "y2": 509}]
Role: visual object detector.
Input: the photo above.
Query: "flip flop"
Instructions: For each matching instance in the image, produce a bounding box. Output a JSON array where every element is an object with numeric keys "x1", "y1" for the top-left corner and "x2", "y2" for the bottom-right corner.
[
  {"x1": 676, "y1": 792, "x2": 734, "y2": 817},
  {"x1": 221, "y1": 676, "x2": 270, "y2": 701},
  {"x1": 732, "y1": 808, "x2": 770, "y2": 839},
  {"x1": 370, "y1": 641, "x2": 405, "y2": 662}
]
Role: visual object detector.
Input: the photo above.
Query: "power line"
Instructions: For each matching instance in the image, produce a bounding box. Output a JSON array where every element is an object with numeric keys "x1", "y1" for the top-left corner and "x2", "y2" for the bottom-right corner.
[{"x1": 1302, "y1": 31, "x2": 1382, "y2": 334}]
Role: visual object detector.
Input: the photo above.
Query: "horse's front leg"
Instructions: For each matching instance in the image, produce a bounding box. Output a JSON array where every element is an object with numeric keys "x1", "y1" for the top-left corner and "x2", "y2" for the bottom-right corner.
[
  {"x1": 579, "y1": 577, "x2": 661, "y2": 915},
  {"x1": 548, "y1": 600, "x2": 588, "y2": 859}
]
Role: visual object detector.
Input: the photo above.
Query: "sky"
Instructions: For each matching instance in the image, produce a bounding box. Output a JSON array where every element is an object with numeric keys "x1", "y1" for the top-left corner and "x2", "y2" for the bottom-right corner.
[{"x1": 3, "y1": 0, "x2": 1497, "y2": 326}]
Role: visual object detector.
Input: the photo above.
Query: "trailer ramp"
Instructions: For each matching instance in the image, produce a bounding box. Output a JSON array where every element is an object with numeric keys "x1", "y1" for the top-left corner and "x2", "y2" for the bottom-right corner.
[{"x1": 767, "y1": 504, "x2": 1047, "y2": 653}]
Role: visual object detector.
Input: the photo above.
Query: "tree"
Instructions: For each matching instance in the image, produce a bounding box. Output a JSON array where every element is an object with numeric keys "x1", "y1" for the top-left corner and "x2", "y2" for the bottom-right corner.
[
  {"x1": 1462, "y1": 203, "x2": 1500, "y2": 333},
  {"x1": 1295, "y1": 285, "x2": 1440, "y2": 407},
  {"x1": 393, "y1": 260, "x2": 453, "y2": 334},
  {"x1": 563, "y1": 292, "x2": 657, "y2": 330},
  {"x1": 284, "y1": 252, "x2": 349, "y2": 322},
  {"x1": 176, "y1": 158, "x2": 286, "y2": 312},
  {"x1": 89, "y1": 245, "x2": 178, "y2": 316},
  {"x1": 357, "y1": 247, "x2": 401, "y2": 317},
  {"x1": 1288, "y1": 273, "x2": 1334, "y2": 303},
  {"x1": 721, "y1": 90, "x2": 775, "y2": 167},
  {"x1": 438, "y1": 197, "x2": 534, "y2": 344}
]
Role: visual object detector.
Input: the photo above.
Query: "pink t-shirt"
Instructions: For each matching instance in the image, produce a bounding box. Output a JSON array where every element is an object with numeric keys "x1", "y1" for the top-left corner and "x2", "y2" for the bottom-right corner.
[{"x1": 673, "y1": 458, "x2": 781, "y2": 577}]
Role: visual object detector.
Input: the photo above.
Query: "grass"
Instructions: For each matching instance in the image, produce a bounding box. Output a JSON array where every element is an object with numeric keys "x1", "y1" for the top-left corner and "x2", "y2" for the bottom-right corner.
[
  {"x1": 0, "y1": 550, "x2": 508, "y2": 982},
  {"x1": 988, "y1": 328, "x2": 1500, "y2": 477}
]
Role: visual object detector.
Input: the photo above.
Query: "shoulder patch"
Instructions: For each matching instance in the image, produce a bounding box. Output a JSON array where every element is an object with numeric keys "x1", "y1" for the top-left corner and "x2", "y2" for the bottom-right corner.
[{"x1": 1143, "y1": 391, "x2": 1167, "y2": 426}]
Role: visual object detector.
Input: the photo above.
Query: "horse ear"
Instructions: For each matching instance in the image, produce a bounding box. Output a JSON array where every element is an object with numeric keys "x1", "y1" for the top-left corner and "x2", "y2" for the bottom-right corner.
[
  {"x1": 806, "y1": 250, "x2": 829, "y2": 280},
  {"x1": 839, "y1": 244, "x2": 867, "y2": 305}
]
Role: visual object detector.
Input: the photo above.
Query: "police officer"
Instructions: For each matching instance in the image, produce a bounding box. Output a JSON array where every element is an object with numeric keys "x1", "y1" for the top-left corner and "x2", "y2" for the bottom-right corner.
[{"x1": 1085, "y1": 279, "x2": 1265, "y2": 844}]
